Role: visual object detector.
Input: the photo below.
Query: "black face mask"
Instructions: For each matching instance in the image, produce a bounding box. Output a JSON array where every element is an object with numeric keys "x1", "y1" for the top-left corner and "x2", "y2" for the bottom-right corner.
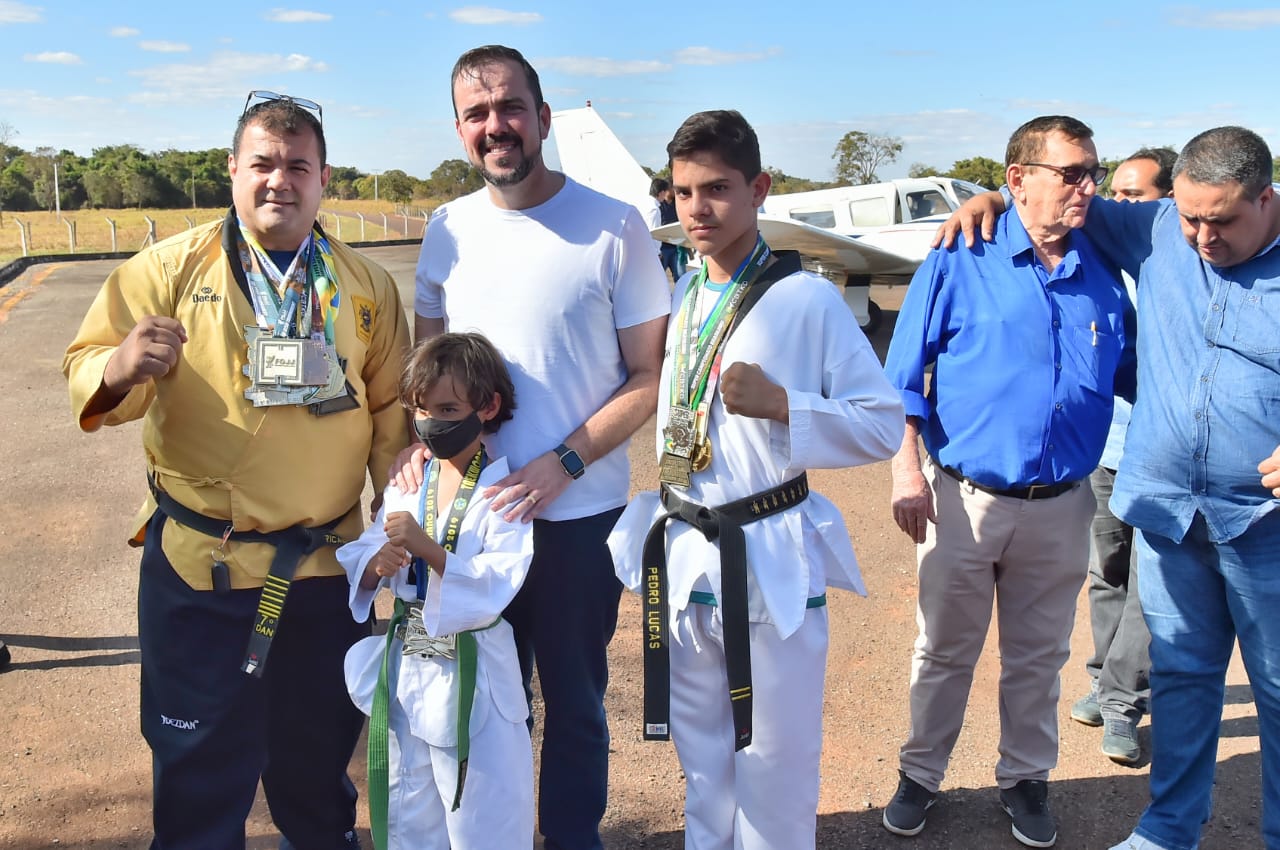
[{"x1": 413, "y1": 411, "x2": 483, "y2": 459}]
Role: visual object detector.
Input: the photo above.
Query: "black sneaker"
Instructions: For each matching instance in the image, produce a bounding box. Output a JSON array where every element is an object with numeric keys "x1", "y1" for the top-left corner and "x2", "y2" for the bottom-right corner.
[
  {"x1": 1101, "y1": 716, "x2": 1141, "y2": 764},
  {"x1": 883, "y1": 770, "x2": 936, "y2": 837},
  {"x1": 1000, "y1": 779, "x2": 1056, "y2": 847},
  {"x1": 1070, "y1": 690, "x2": 1102, "y2": 726}
]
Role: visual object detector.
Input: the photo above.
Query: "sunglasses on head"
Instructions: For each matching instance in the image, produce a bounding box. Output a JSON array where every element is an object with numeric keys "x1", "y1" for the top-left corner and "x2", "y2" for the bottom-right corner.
[
  {"x1": 242, "y1": 90, "x2": 323, "y2": 126},
  {"x1": 1021, "y1": 162, "x2": 1109, "y2": 187}
]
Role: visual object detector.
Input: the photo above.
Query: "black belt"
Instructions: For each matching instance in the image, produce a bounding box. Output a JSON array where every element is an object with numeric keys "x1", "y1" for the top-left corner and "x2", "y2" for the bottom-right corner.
[
  {"x1": 938, "y1": 464, "x2": 1079, "y2": 500},
  {"x1": 641, "y1": 473, "x2": 809, "y2": 752},
  {"x1": 147, "y1": 474, "x2": 350, "y2": 677}
]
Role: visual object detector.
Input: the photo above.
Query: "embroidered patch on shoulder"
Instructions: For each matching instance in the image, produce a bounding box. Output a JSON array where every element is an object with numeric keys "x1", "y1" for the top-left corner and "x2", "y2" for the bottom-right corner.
[{"x1": 351, "y1": 296, "x2": 374, "y2": 344}]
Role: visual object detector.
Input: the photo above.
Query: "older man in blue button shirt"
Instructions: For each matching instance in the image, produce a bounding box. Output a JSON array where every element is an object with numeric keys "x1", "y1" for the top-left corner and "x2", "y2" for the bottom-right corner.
[
  {"x1": 880, "y1": 115, "x2": 1130, "y2": 848},
  {"x1": 936, "y1": 125, "x2": 1280, "y2": 850}
]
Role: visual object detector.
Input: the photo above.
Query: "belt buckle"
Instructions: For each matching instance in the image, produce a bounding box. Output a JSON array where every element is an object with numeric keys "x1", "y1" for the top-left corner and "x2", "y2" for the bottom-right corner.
[{"x1": 1026, "y1": 483, "x2": 1052, "y2": 500}]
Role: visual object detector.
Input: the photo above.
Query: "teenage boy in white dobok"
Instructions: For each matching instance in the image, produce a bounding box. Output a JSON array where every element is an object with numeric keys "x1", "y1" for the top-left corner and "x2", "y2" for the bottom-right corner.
[{"x1": 608, "y1": 109, "x2": 904, "y2": 850}]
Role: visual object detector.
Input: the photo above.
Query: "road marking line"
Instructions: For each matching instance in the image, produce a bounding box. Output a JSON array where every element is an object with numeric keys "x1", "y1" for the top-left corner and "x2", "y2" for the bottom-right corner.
[{"x1": 0, "y1": 264, "x2": 61, "y2": 323}]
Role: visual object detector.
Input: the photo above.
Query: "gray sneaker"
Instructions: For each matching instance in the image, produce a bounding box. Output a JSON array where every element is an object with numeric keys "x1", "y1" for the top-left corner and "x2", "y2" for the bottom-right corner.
[
  {"x1": 1070, "y1": 690, "x2": 1103, "y2": 726},
  {"x1": 882, "y1": 771, "x2": 937, "y2": 837},
  {"x1": 1000, "y1": 779, "x2": 1056, "y2": 847},
  {"x1": 1101, "y1": 716, "x2": 1141, "y2": 764}
]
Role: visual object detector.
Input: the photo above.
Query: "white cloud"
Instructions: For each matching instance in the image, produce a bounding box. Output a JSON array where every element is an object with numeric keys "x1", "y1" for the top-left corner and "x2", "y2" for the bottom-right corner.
[
  {"x1": 127, "y1": 51, "x2": 330, "y2": 104},
  {"x1": 537, "y1": 56, "x2": 670, "y2": 77},
  {"x1": 109, "y1": 25, "x2": 139, "y2": 37},
  {"x1": 24, "y1": 51, "x2": 81, "y2": 64},
  {"x1": 265, "y1": 8, "x2": 333, "y2": 23},
  {"x1": 0, "y1": 1, "x2": 41, "y2": 24},
  {"x1": 1169, "y1": 7, "x2": 1280, "y2": 29},
  {"x1": 672, "y1": 46, "x2": 780, "y2": 66},
  {"x1": 449, "y1": 6, "x2": 542, "y2": 25},
  {"x1": 139, "y1": 40, "x2": 190, "y2": 53}
]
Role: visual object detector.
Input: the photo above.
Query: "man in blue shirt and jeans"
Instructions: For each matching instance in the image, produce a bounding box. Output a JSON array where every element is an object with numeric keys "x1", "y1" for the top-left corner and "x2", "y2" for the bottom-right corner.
[
  {"x1": 882, "y1": 115, "x2": 1129, "y2": 848},
  {"x1": 938, "y1": 124, "x2": 1280, "y2": 850}
]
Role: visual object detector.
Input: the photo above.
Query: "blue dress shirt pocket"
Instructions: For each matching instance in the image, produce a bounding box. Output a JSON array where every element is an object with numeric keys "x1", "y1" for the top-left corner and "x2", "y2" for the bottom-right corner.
[
  {"x1": 1230, "y1": 291, "x2": 1280, "y2": 356},
  {"x1": 1069, "y1": 324, "x2": 1123, "y2": 395}
]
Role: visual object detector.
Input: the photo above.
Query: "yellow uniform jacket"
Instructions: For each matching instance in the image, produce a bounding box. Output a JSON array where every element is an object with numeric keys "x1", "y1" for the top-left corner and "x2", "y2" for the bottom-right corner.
[{"x1": 63, "y1": 213, "x2": 411, "y2": 590}]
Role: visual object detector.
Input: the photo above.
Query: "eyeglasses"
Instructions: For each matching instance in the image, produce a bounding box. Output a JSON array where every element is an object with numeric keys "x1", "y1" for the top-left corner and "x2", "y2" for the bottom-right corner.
[
  {"x1": 1022, "y1": 162, "x2": 1109, "y2": 187},
  {"x1": 242, "y1": 90, "x2": 323, "y2": 126}
]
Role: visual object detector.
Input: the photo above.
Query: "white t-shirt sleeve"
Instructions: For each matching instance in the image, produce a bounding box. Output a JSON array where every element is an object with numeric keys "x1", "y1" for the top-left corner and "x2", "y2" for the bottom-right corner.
[{"x1": 612, "y1": 206, "x2": 673, "y2": 331}]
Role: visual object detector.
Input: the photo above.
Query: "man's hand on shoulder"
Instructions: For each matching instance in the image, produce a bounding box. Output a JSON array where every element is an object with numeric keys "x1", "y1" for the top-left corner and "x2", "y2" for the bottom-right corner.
[
  {"x1": 102, "y1": 316, "x2": 187, "y2": 395},
  {"x1": 484, "y1": 451, "x2": 573, "y2": 524},
  {"x1": 720, "y1": 362, "x2": 788, "y2": 423},
  {"x1": 390, "y1": 443, "x2": 429, "y2": 495},
  {"x1": 931, "y1": 190, "x2": 1007, "y2": 251}
]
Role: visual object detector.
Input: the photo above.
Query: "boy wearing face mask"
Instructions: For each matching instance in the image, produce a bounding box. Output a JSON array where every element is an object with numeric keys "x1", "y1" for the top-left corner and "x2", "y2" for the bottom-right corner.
[{"x1": 339, "y1": 332, "x2": 534, "y2": 850}]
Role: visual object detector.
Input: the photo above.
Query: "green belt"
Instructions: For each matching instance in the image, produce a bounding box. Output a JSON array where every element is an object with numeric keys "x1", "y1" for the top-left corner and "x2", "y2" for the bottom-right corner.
[
  {"x1": 369, "y1": 597, "x2": 495, "y2": 848},
  {"x1": 688, "y1": 590, "x2": 827, "y2": 608}
]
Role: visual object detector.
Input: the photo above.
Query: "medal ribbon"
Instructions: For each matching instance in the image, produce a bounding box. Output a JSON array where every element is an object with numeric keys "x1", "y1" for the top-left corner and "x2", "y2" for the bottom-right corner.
[
  {"x1": 236, "y1": 223, "x2": 340, "y2": 343},
  {"x1": 415, "y1": 446, "x2": 486, "y2": 812},
  {"x1": 671, "y1": 235, "x2": 771, "y2": 411}
]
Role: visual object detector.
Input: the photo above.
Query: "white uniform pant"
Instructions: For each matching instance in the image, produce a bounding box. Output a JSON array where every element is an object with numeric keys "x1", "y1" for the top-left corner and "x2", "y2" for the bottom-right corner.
[
  {"x1": 670, "y1": 602, "x2": 828, "y2": 850},
  {"x1": 385, "y1": 695, "x2": 534, "y2": 850}
]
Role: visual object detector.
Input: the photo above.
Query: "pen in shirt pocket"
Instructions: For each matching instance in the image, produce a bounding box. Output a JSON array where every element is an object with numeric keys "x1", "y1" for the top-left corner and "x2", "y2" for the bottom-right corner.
[{"x1": 1090, "y1": 321, "x2": 1097, "y2": 346}]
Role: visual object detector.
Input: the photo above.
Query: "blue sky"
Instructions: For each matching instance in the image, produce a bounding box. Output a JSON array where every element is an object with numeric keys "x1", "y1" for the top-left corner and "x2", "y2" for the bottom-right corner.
[{"x1": 3, "y1": 1, "x2": 1279, "y2": 183}]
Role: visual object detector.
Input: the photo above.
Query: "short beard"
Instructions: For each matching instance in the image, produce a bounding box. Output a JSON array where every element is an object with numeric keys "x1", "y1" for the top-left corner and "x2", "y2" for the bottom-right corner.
[
  {"x1": 478, "y1": 139, "x2": 542, "y2": 188},
  {"x1": 481, "y1": 155, "x2": 534, "y2": 188}
]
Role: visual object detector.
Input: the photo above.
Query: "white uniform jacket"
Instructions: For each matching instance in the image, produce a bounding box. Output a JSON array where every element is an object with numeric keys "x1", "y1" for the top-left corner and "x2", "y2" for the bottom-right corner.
[
  {"x1": 609, "y1": 268, "x2": 905, "y2": 639},
  {"x1": 341, "y1": 457, "x2": 534, "y2": 747}
]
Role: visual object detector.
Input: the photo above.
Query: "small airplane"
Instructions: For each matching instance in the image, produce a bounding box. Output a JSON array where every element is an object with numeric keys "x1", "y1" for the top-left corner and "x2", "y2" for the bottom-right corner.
[{"x1": 550, "y1": 104, "x2": 986, "y2": 333}]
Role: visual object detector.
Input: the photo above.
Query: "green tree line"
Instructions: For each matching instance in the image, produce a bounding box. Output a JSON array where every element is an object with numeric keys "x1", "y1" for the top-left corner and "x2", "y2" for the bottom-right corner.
[{"x1": 0, "y1": 138, "x2": 485, "y2": 212}]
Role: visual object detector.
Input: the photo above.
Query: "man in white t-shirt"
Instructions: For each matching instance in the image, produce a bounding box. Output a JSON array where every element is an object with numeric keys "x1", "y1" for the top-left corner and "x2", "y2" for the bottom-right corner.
[{"x1": 404, "y1": 44, "x2": 670, "y2": 850}]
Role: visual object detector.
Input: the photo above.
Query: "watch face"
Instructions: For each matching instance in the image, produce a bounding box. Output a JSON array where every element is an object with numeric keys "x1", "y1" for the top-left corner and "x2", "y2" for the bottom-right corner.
[{"x1": 560, "y1": 448, "x2": 586, "y2": 479}]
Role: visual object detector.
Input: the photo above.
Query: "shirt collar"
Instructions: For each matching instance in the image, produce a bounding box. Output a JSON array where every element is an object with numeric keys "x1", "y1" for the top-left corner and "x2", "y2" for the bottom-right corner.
[{"x1": 999, "y1": 206, "x2": 1085, "y2": 281}]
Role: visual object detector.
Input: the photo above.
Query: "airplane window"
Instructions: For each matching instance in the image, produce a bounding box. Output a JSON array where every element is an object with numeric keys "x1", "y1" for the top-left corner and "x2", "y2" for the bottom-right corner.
[
  {"x1": 789, "y1": 208, "x2": 837, "y2": 229},
  {"x1": 952, "y1": 183, "x2": 978, "y2": 202},
  {"x1": 905, "y1": 191, "x2": 950, "y2": 220},
  {"x1": 848, "y1": 197, "x2": 891, "y2": 226}
]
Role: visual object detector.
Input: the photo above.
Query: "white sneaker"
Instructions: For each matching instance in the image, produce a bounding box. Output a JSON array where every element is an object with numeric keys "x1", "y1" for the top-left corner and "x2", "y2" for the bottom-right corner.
[{"x1": 1107, "y1": 833, "x2": 1174, "y2": 850}]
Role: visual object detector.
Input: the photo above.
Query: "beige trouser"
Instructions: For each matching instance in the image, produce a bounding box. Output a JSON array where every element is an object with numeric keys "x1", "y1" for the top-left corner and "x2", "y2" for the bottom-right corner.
[{"x1": 898, "y1": 457, "x2": 1096, "y2": 792}]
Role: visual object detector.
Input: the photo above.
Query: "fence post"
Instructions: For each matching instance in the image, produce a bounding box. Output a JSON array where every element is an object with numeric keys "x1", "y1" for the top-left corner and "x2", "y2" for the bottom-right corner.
[
  {"x1": 380, "y1": 213, "x2": 388, "y2": 239},
  {"x1": 358, "y1": 213, "x2": 366, "y2": 241},
  {"x1": 400, "y1": 214, "x2": 409, "y2": 237},
  {"x1": 15, "y1": 219, "x2": 28, "y2": 257},
  {"x1": 105, "y1": 217, "x2": 117, "y2": 252},
  {"x1": 142, "y1": 216, "x2": 157, "y2": 249},
  {"x1": 333, "y1": 213, "x2": 341, "y2": 239},
  {"x1": 183, "y1": 215, "x2": 195, "y2": 230},
  {"x1": 65, "y1": 219, "x2": 76, "y2": 253}
]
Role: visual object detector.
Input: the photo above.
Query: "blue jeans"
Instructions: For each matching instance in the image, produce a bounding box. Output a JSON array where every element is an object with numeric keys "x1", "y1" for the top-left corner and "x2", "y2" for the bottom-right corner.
[
  {"x1": 504, "y1": 509, "x2": 624, "y2": 850},
  {"x1": 1135, "y1": 512, "x2": 1280, "y2": 850}
]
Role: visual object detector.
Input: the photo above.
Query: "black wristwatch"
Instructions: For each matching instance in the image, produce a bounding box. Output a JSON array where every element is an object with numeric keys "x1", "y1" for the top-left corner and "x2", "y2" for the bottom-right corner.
[{"x1": 555, "y1": 443, "x2": 586, "y2": 480}]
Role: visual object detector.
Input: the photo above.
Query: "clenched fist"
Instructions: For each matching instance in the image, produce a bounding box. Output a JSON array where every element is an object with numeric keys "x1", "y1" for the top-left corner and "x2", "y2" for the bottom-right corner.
[{"x1": 719, "y1": 361, "x2": 788, "y2": 423}]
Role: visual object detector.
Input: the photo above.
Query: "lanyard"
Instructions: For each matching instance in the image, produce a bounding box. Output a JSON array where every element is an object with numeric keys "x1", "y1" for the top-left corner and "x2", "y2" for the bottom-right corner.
[
  {"x1": 671, "y1": 235, "x2": 771, "y2": 409},
  {"x1": 236, "y1": 224, "x2": 340, "y2": 343},
  {"x1": 413, "y1": 447, "x2": 487, "y2": 600}
]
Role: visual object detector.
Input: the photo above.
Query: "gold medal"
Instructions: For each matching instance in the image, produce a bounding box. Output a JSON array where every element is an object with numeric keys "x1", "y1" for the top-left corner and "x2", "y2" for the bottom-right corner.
[{"x1": 690, "y1": 439, "x2": 711, "y2": 472}]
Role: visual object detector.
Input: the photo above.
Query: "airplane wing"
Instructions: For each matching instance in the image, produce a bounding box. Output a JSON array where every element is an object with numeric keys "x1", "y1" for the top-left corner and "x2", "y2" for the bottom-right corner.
[{"x1": 653, "y1": 214, "x2": 928, "y2": 278}]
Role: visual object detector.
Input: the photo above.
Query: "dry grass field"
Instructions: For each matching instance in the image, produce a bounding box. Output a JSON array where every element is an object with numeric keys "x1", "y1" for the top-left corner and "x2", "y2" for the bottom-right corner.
[{"x1": 0, "y1": 199, "x2": 427, "y2": 266}]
